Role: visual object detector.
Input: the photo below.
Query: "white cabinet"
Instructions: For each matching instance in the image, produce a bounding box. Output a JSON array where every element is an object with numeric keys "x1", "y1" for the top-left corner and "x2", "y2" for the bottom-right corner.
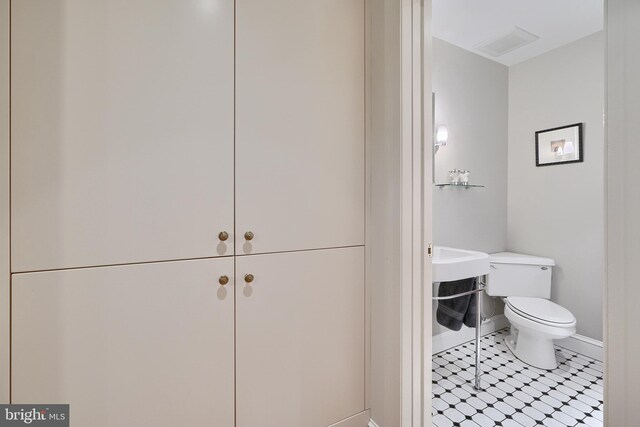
[
  {"x1": 9, "y1": 1, "x2": 367, "y2": 425},
  {"x1": 12, "y1": 258, "x2": 235, "y2": 427},
  {"x1": 236, "y1": 247, "x2": 365, "y2": 427},
  {"x1": 11, "y1": 0, "x2": 235, "y2": 272},
  {"x1": 235, "y1": 0, "x2": 365, "y2": 255}
]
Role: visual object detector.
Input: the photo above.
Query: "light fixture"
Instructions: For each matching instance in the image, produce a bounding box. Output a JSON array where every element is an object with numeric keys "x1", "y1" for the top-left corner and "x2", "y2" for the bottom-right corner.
[{"x1": 435, "y1": 125, "x2": 448, "y2": 147}]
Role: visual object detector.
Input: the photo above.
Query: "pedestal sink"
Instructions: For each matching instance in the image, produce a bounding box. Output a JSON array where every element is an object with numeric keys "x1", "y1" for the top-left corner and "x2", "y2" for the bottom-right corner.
[
  {"x1": 432, "y1": 246, "x2": 490, "y2": 282},
  {"x1": 432, "y1": 246, "x2": 491, "y2": 391}
]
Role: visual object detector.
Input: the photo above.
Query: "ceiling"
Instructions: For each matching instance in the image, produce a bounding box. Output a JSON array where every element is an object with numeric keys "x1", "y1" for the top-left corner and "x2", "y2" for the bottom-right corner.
[{"x1": 432, "y1": 0, "x2": 604, "y2": 66}]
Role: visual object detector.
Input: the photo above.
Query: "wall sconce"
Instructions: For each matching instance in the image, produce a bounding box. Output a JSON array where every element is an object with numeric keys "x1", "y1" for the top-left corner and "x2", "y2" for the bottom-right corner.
[{"x1": 435, "y1": 125, "x2": 449, "y2": 147}]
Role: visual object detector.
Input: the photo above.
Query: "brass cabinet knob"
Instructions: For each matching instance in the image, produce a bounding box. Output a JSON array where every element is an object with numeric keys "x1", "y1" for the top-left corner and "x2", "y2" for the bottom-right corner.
[
  {"x1": 244, "y1": 274, "x2": 254, "y2": 283},
  {"x1": 218, "y1": 231, "x2": 229, "y2": 241},
  {"x1": 218, "y1": 275, "x2": 229, "y2": 285},
  {"x1": 244, "y1": 231, "x2": 254, "y2": 241}
]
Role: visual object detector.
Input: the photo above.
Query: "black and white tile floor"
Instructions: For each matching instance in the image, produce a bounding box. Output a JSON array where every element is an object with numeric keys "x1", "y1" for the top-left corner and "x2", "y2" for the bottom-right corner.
[{"x1": 432, "y1": 329, "x2": 604, "y2": 427}]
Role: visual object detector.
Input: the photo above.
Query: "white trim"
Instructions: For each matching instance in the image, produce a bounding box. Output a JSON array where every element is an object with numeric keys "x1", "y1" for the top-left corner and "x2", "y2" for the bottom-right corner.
[
  {"x1": 421, "y1": 3, "x2": 434, "y2": 427},
  {"x1": 410, "y1": 0, "x2": 425, "y2": 422},
  {"x1": 327, "y1": 411, "x2": 371, "y2": 427},
  {"x1": 605, "y1": 1, "x2": 640, "y2": 424},
  {"x1": 368, "y1": 420, "x2": 380, "y2": 427},
  {"x1": 556, "y1": 334, "x2": 604, "y2": 362},
  {"x1": 430, "y1": 315, "x2": 605, "y2": 362},
  {"x1": 363, "y1": 0, "x2": 372, "y2": 412},
  {"x1": 400, "y1": 1, "x2": 426, "y2": 427},
  {"x1": 0, "y1": 0, "x2": 10, "y2": 405},
  {"x1": 431, "y1": 315, "x2": 509, "y2": 354},
  {"x1": 400, "y1": 0, "x2": 413, "y2": 422}
]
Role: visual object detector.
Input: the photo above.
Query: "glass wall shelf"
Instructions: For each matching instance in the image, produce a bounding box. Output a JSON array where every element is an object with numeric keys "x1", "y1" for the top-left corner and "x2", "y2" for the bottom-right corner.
[{"x1": 435, "y1": 183, "x2": 485, "y2": 188}]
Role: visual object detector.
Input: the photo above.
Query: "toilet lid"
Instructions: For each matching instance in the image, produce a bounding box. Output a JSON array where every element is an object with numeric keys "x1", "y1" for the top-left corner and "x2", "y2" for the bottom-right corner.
[{"x1": 506, "y1": 297, "x2": 576, "y2": 325}]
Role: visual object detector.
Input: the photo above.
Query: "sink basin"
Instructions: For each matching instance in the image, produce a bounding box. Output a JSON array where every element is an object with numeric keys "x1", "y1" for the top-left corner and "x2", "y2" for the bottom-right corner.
[{"x1": 432, "y1": 246, "x2": 490, "y2": 283}]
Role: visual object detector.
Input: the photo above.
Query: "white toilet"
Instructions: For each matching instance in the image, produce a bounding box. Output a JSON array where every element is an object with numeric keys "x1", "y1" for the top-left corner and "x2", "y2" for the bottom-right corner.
[{"x1": 486, "y1": 252, "x2": 576, "y2": 370}]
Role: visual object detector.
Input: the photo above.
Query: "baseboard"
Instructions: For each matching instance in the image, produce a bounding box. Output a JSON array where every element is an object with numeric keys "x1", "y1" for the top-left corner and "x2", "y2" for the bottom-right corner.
[
  {"x1": 368, "y1": 420, "x2": 380, "y2": 427},
  {"x1": 327, "y1": 410, "x2": 370, "y2": 427},
  {"x1": 556, "y1": 334, "x2": 603, "y2": 361},
  {"x1": 432, "y1": 314, "x2": 509, "y2": 354}
]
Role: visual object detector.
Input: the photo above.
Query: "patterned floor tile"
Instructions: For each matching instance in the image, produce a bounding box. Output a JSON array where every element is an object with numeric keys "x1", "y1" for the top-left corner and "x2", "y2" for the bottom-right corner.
[{"x1": 432, "y1": 329, "x2": 604, "y2": 427}]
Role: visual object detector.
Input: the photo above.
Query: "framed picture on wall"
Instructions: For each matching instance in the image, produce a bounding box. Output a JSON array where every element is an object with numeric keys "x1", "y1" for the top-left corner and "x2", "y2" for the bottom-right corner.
[{"x1": 535, "y1": 123, "x2": 583, "y2": 167}]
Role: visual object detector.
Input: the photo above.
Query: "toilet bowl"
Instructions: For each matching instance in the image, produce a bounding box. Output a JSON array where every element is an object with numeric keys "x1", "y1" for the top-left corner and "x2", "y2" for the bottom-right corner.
[
  {"x1": 503, "y1": 296, "x2": 576, "y2": 369},
  {"x1": 486, "y1": 252, "x2": 577, "y2": 370}
]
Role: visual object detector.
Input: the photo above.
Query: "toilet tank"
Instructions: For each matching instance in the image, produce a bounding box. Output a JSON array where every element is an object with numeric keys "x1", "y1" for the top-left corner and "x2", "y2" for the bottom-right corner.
[{"x1": 486, "y1": 252, "x2": 556, "y2": 298}]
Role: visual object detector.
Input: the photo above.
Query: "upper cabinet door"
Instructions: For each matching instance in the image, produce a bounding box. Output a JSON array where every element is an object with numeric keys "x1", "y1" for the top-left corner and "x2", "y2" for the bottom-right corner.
[
  {"x1": 236, "y1": 0, "x2": 365, "y2": 255},
  {"x1": 11, "y1": 0, "x2": 234, "y2": 272}
]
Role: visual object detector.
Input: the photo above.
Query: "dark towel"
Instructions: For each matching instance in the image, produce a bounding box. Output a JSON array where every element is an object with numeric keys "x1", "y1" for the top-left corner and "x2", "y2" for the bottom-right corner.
[
  {"x1": 464, "y1": 290, "x2": 478, "y2": 329},
  {"x1": 436, "y1": 277, "x2": 476, "y2": 331}
]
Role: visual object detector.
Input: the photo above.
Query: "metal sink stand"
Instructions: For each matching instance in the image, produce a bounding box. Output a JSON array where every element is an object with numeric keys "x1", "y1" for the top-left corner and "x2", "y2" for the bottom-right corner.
[{"x1": 433, "y1": 275, "x2": 486, "y2": 391}]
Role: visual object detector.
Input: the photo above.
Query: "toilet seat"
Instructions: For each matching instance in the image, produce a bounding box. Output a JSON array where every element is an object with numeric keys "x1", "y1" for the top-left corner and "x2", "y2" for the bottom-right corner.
[{"x1": 506, "y1": 296, "x2": 576, "y2": 327}]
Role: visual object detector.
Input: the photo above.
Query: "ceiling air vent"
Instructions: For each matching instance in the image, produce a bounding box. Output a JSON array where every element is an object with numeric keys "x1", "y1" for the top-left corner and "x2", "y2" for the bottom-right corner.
[{"x1": 474, "y1": 26, "x2": 540, "y2": 57}]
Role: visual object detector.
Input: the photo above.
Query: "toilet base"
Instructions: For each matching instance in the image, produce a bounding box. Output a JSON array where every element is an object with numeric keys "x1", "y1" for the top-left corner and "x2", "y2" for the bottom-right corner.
[
  {"x1": 504, "y1": 304, "x2": 576, "y2": 370},
  {"x1": 505, "y1": 328, "x2": 558, "y2": 370}
]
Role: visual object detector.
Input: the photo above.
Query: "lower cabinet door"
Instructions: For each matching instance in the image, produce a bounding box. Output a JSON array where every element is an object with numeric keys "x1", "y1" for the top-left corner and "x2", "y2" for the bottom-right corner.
[
  {"x1": 236, "y1": 247, "x2": 365, "y2": 427},
  {"x1": 12, "y1": 258, "x2": 235, "y2": 427}
]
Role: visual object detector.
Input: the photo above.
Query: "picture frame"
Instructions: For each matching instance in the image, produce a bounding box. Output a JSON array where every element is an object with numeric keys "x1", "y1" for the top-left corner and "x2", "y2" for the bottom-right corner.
[{"x1": 535, "y1": 123, "x2": 583, "y2": 167}]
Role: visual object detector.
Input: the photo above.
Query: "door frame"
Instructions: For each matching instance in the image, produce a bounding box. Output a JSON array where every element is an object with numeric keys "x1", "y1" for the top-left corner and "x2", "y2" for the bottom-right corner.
[
  {"x1": 604, "y1": 0, "x2": 640, "y2": 424},
  {"x1": 400, "y1": 0, "x2": 431, "y2": 426}
]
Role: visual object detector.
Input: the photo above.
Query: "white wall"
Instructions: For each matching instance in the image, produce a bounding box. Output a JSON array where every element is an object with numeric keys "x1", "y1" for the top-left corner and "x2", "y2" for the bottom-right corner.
[
  {"x1": 508, "y1": 32, "x2": 604, "y2": 341},
  {"x1": 605, "y1": 0, "x2": 640, "y2": 423},
  {"x1": 433, "y1": 38, "x2": 509, "y2": 254}
]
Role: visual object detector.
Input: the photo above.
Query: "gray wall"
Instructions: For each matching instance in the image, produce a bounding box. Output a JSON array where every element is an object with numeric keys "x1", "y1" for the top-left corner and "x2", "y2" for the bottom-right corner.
[
  {"x1": 432, "y1": 38, "x2": 508, "y2": 335},
  {"x1": 432, "y1": 34, "x2": 604, "y2": 342},
  {"x1": 433, "y1": 38, "x2": 509, "y2": 254},
  {"x1": 507, "y1": 32, "x2": 604, "y2": 341}
]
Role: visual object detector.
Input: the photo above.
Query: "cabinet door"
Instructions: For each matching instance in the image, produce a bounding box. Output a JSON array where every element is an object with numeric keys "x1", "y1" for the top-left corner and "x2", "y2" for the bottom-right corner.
[
  {"x1": 236, "y1": 247, "x2": 365, "y2": 427},
  {"x1": 236, "y1": 0, "x2": 365, "y2": 254},
  {"x1": 12, "y1": 258, "x2": 234, "y2": 427},
  {"x1": 11, "y1": 0, "x2": 234, "y2": 272}
]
